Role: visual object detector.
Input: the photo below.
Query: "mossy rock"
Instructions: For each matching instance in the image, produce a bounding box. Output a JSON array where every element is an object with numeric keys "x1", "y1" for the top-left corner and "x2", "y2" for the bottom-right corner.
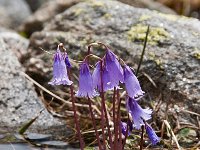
[{"x1": 127, "y1": 24, "x2": 169, "y2": 45}]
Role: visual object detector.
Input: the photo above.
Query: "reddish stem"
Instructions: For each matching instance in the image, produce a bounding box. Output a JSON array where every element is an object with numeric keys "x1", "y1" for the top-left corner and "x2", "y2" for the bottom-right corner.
[
  {"x1": 87, "y1": 45, "x2": 92, "y2": 55},
  {"x1": 97, "y1": 42, "x2": 109, "y2": 50},
  {"x1": 100, "y1": 101, "x2": 107, "y2": 150},
  {"x1": 118, "y1": 113, "x2": 122, "y2": 149},
  {"x1": 100, "y1": 61, "x2": 113, "y2": 150},
  {"x1": 87, "y1": 97, "x2": 102, "y2": 150},
  {"x1": 87, "y1": 42, "x2": 109, "y2": 55},
  {"x1": 68, "y1": 69, "x2": 85, "y2": 149},
  {"x1": 87, "y1": 44, "x2": 106, "y2": 149},
  {"x1": 140, "y1": 125, "x2": 145, "y2": 150},
  {"x1": 116, "y1": 89, "x2": 122, "y2": 149},
  {"x1": 113, "y1": 88, "x2": 116, "y2": 149}
]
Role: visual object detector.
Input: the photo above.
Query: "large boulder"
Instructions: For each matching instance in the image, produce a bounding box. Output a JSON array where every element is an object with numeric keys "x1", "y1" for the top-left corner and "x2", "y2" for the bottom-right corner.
[
  {"x1": 0, "y1": 30, "x2": 65, "y2": 132},
  {"x1": 19, "y1": 0, "x2": 81, "y2": 37},
  {"x1": 26, "y1": 0, "x2": 200, "y2": 143},
  {"x1": 0, "y1": 0, "x2": 31, "y2": 29},
  {"x1": 0, "y1": 28, "x2": 29, "y2": 62}
]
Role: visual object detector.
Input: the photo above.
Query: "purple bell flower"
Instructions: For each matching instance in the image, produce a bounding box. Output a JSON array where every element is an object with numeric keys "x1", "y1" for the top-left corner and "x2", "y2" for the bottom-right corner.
[
  {"x1": 120, "y1": 121, "x2": 130, "y2": 137},
  {"x1": 62, "y1": 52, "x2": 71, "y2": 68},
  {"x1": 92, "y1": 61, "x2": 114, "y2": 92},
  {"x1": 126, "y1": 97, "x2": 152, "y2": 129},
  {"x1": 76, "y1": 62, "x2": 98, "y2": 98},
  {"x1": 124, "y1": 65, "x2": 144, "y2": 99},
  {"x1": 105, "y1": 49, "x2": 124, "y2": 87},
  {"x1": 120, "y1": 120, "x2": 134, "y2": 137},
  {"x1": 48, "y1": 49, "x2": 73, "y2": 85},
  {"x1": 145, "y1": 123, "x2": 160, "y2": 145}
]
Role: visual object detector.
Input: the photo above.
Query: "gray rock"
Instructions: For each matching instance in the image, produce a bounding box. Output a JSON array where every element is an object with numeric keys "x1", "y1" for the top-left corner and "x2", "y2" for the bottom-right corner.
[
  {"x1": 0, "y1": 7, "x2": 12, "y2": 28},
  {"x1": 25, "y1": 0, "x2": 52, "y2": 12},
  {"x1": 0, "y1": 0, "x2": 31, "y2": 29},
  {"x1": 0, "y1": 32, "x2": 64, "y2": 132},
  {"x1": 27, "y1": 0, "x2": 199, "y2": 130},
  {"x1": 0, "y1": 28, "x2": 29, "y2": 62},
  {"x1": 19, "y1": 0, "x2": 80, "y2": 36}
]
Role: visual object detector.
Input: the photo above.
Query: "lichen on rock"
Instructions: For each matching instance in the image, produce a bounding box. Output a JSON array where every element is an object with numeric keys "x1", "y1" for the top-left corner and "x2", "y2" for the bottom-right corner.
[
  {"x1": 127, "y1": 24, "x2": 170, "y2": 45},
  {"x1": 139, "y1": 15, "x2": 152, "y2": 22},
  {"x1": 193, "y1": 51, "x2": 200, "y2": 60}
]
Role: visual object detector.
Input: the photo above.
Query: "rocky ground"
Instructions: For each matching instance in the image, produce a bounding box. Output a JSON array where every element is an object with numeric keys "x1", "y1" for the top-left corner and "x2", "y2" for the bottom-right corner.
[{"x1": 0, "y1": 0, "x2": 199, "y2": 149}]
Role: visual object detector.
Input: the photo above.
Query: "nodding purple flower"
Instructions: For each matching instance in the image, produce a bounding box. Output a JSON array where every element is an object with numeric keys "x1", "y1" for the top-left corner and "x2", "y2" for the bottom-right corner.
[
  {"x1": 126, "y1": 97, "x2": 152, "y2": 129},
  {"x1": 92, "y1": 61, "x2": 114, "y2": 92},
  {"x1": 48, "y1": 49, "x2": 73, "y2": 85},
  {"x1": 76, "y1": 62, "x2": 98, "y2": 98},
  {"x1": 120, "y1": 121, "x2": 130, "y2": 137},
  {"x1": 105, "y1": 49, "x2": 124, "y2": 87},
  {"x1": 145, "y1": 123, "x2": 160, "y2": 145},
  {"x1": 120, "y1": 120, "x2": 134, "y2": 137},
  {"x1": 62, "y1": 52, "x2": 71, "y2": 68},
  {"x1": 124, "y1": 65, "x2": 144, "y2": 99}
]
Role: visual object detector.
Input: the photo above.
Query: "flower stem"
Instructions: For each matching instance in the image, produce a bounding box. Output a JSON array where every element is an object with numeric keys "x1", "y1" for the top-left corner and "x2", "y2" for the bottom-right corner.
[
  {"x1": 100, "y1": 101, "x2": 106, "y2": 150},
  {"x1": 88, "y1": 43, "x2": 99, "y2": 54},
  {"x1": 113, "y1": 88, "x2": 116, "y2": 149},
  {"x1": 87, "y1": 42, "x2": 109, "y2": 55},
  {"x1": 97, "y1": 42, "x2": 109, "y2": 50},
  {"x1": 68, "y1": 69, "x2": 85, "y2": 149},
  {"x1": 116, "y1": 89, "x2": 122, "y2": 149},
  {"x1": 84, "y1": 54, "x2": 102, "y2": 62},
  {"x1": 118, "y1": 113, "x2": 122, "y2": 150},
  {"x1": 87, "y1": 97, "x2": 102, "y2": 150},
  {"x1": 100, "y1": 61, "x2": 113, "y2": 150},
  {"x1": 136, "y1": 25, "x2": 150, "y2": 76},
  {"x1": 140, "y1": 125, "x2": 145, "y2": 150},
  {"x1": 98, "y1": 61, "x2": 106, "y2": 149}
]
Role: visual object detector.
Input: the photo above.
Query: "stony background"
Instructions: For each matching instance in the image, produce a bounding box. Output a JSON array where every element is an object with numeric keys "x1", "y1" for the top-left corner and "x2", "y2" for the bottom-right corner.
[
  {"x1": 0, "y1": 0, "x2": 199, "y2": 148},
  {"x1": 27, "y1": 0, "x2": 200, "y2": 116},
  {"x1": 0, "y1": 29, "x2": 65, "y2": 130}
]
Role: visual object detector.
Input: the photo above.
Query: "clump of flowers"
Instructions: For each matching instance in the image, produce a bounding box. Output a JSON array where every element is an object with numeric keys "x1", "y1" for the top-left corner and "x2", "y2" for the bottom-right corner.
[{"x1": 48, "y1": 42, "x2": 160, "y2": 150}]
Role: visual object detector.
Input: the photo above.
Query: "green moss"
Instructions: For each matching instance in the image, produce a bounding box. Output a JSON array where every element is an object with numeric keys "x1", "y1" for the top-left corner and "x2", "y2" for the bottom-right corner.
[
  {"x1": 72, "y1": 8, "x2": 84, "y2": 17},
  {"x1": 192, "y1": 31, "x2": 200, "y2": 37},
  {"x1": 0, "y1": 135, "x2": 17, "y2": 143},
  {"x1": 193, "y1": 52, "x2": 200, "y2": 60},
  {"x1": 18, "y1": 31, "x2": 28, "y2": 38},
  {"x1": 90, "y1": 1, "x2": 105, "y2": 8},
  {"x1": 103, "y1": 13, "x2": 112, "y2": 19},
  {"x1": 154, "y1": 59, "x2": 162, "y2": 66},
  {"x1": 127, "y1": 24, "x2": 170, "y2": 45},
  {"x1": 139, "y1": 15, "x2": 152, "y2": 22},
  {"x1": 158, "y1": 13, "x2": 179, "y2": 21},
  {"x1": 148, "y1": 52, "x2": 164, "y2": 69},
  {"x1": 148, "y1": 52, "x2": 155, "y2": 57}
]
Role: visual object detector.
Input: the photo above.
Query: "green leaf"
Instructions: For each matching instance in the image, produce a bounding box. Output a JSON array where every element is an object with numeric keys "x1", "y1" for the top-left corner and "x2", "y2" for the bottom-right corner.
[
  {"x1": 18, "y1": 109, "x2": 44, "y2": 135},
  {"x1": 178, "y1": 128, "x2": 190, "y2": 138}
]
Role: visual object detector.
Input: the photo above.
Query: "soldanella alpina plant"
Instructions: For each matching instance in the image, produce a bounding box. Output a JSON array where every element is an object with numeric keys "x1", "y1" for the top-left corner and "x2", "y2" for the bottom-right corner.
[{"x1": 48, "y1": 41, "x2": 160, "y2": 150}]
